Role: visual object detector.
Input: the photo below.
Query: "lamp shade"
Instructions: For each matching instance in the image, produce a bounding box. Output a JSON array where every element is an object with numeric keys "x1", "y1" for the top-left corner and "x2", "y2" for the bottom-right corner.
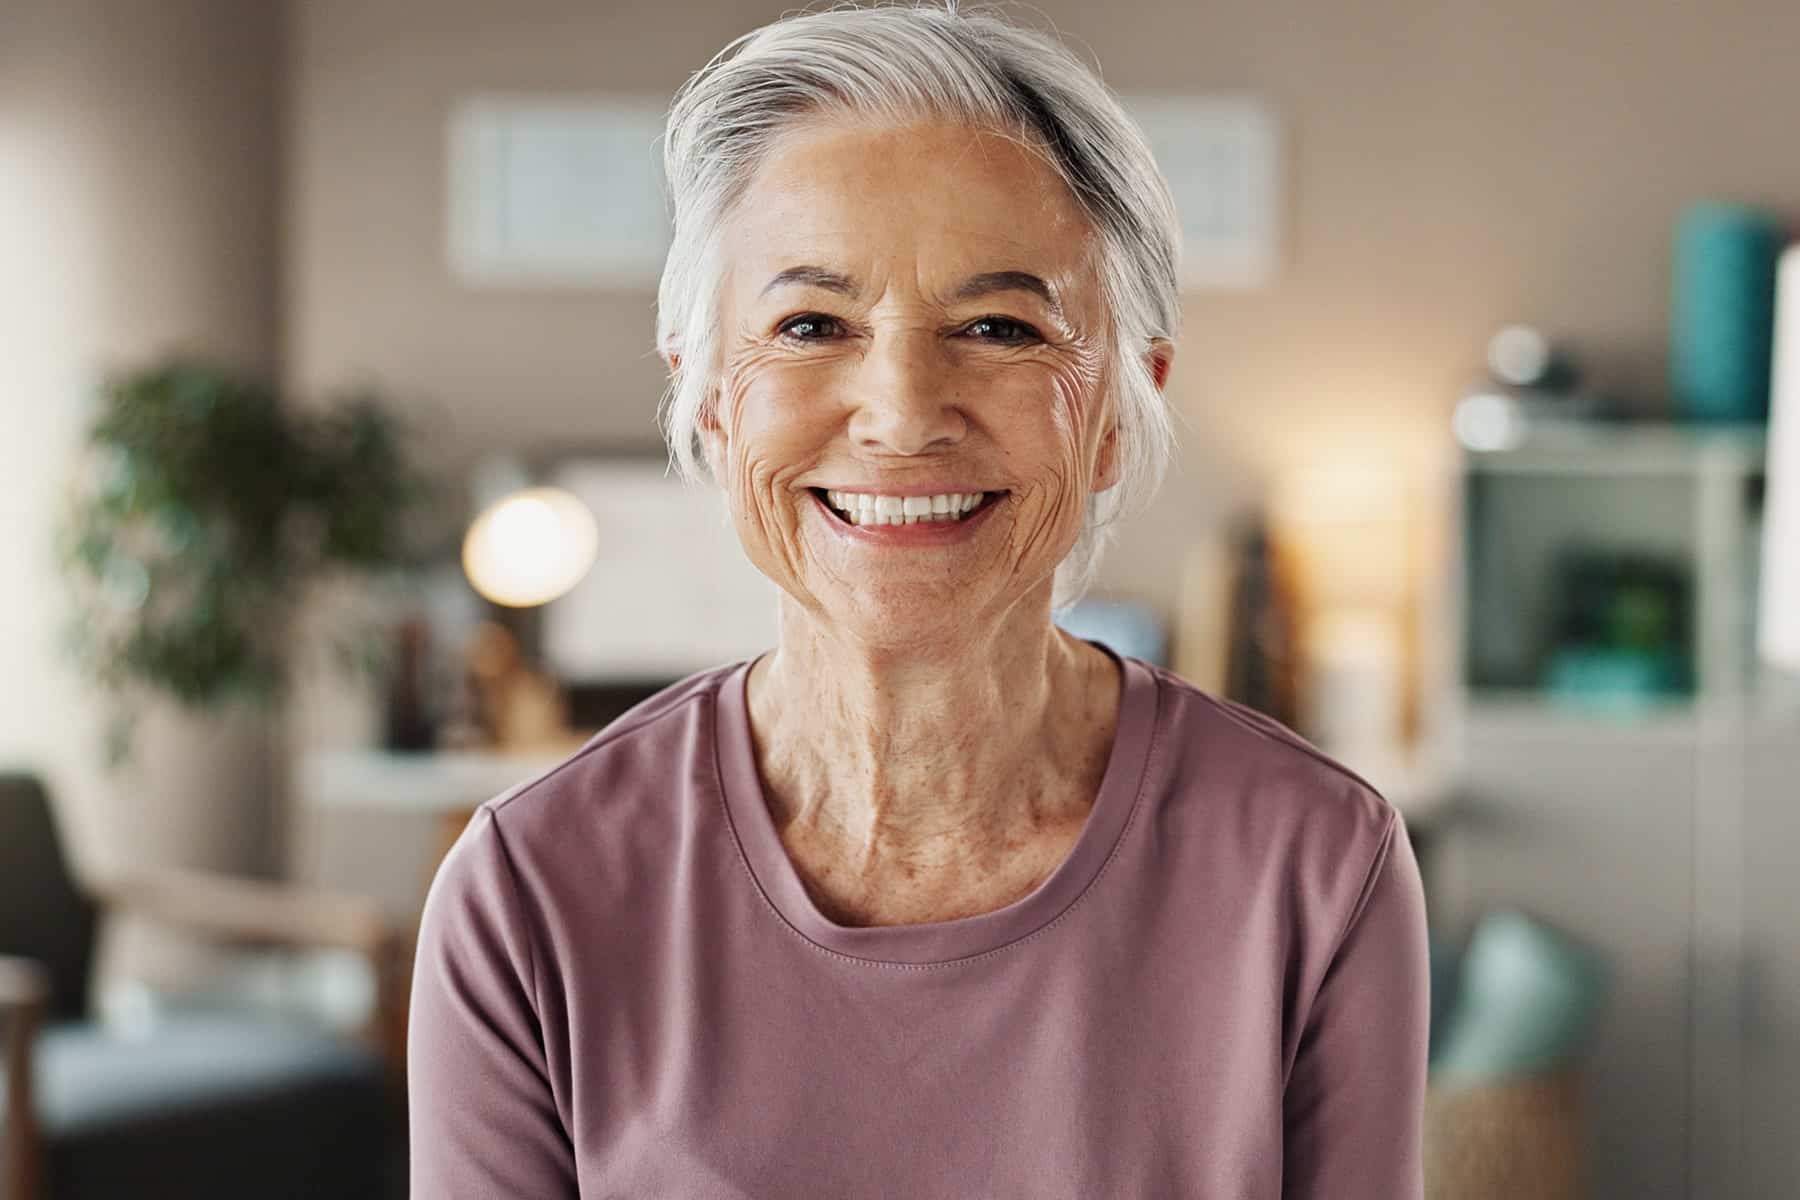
[
  {"x1": 1759, "y1": 243, "x2": 1800, "y2": 673},
  {"x1": 462, "y1": 485, "x2": 598, "y2": 607}
]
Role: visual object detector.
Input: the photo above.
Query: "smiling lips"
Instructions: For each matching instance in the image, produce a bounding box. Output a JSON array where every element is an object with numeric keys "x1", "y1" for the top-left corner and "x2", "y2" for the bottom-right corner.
[{"x1": 817, "y1": 488, "x2": 1000, "y2": 527}]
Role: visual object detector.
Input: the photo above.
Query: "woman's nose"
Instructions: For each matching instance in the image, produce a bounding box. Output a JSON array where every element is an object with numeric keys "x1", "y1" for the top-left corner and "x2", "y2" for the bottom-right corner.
[{"x1": 847, "y1": 329, "x2": 964, "y2": 456}]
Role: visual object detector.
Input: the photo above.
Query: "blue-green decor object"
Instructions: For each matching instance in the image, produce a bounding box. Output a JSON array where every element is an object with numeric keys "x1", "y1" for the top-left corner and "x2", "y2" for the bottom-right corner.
[
  {"x1": 1428, "y1": 909, "x2": 1609, "y2": 1084},
  {"x1": 1426, "y1": 935, "x2": 1462, "y2": 1066},
  {"x1": 1670, "y1": 201, "x2": 1784, "y2": 424},
  {"x1": 1542, "y1": 645, "x2": 1691, "y2": 713},
  {"x1": 1054, "y1": 598, "x2": 1169, "y2": 666}
]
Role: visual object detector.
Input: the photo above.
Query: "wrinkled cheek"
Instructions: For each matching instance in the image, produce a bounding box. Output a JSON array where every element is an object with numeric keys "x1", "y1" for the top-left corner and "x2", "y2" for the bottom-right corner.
[
  {"x1": 1045, "y1": 379, "x2": 1082, "y2": 441},
  {"x1": 1012, "y1": 464, "x2": 1079, "y2": 569},
  {"x1": 716, "y1": 371, "x2": 820, "y2": 594},
  {"x1": 1008, "y1": 366, "x2": 1104, "y2": 571}
]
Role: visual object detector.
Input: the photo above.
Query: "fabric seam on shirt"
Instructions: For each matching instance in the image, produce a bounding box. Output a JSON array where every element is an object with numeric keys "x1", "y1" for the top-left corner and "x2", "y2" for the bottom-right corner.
[
  {"x1": 480, "y1": 805, "x2": 582, "y2": 1165},
  {"x1": 1150, "y1": 667, "x2": 1409, "y2": 1077},
  {"x1": 708, "y1": 663, "x2": 1170, "y2": 971},
  {"x1": 1282, "y1": 806, "x2": 1401, "y2": 1087},
  {"x1": 1163, "y1": 667, "x2": 1394, "y2": 807},
  {"x1": 484, "y1": 806, "x2": 546, "y2": 1030}
]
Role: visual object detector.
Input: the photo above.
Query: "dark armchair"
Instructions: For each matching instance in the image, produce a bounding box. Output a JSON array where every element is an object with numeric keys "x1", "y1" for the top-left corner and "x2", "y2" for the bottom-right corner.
[{"x1": 0, "y1": 771, "x2": 410, "y2": 1200}]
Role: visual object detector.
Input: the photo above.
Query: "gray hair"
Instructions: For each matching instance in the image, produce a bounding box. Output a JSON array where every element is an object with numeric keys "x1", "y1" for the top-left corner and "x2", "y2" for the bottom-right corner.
[{"x1": 655, "y1": 1, "x2": 1181, "y2": 611}]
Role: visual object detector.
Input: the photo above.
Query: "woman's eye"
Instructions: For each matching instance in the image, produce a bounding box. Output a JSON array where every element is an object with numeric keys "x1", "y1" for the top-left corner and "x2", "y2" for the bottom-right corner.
[
  {"x1": 778, "y1": 314, "x2": 843, "y2": 341},
  {"x1": 964, "y1": 316, "x2": 1040, "y2": 343}
]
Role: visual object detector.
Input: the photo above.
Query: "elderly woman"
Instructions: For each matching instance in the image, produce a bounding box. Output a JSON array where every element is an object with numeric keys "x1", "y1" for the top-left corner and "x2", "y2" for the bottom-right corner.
[{"x1": 407, "y1": 5, "x2": 1429, "y2": 1197}]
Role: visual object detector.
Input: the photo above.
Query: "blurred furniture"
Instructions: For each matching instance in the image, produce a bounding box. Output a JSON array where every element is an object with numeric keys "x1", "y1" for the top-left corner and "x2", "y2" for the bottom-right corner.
[
  {"x1": 1438, "y1": 416, "x2": 1800, "y2": 1198},
  {"x1": 1456, "y1": 416, "x2": 1765, "y2": 705},
  {"x1": 297, "y1": 744, "x2": 570, "y2": 896},
  {"x1": 0, "y1": 771, "x2": 408, "y2": 1200},
  {"x1": 1421, "y1": 909, "x2": 1606, "y2": 1199},
  {"x1": 1760, "y1": 241, "x2": 1800, "y2": 671},
  {"x1": 293, "y1": 744, "x2": 574, "y2": 1069},
  {"x1": 1425, "y1": 1066, "x2": 1586, "y2": 1198},
  {"x1": 533, "y1": 450, "x2": 778, "y2": 683}
]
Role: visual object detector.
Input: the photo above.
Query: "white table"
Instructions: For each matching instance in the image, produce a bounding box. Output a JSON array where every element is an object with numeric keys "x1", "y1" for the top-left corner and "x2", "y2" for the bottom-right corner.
[{"x1": 293, "y1": 745, "x2": 580, "y2": 915}]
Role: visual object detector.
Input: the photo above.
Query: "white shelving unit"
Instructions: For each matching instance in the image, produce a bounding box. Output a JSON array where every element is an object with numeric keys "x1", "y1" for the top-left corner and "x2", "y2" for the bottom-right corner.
[
  {"x1": 1455, "y1": 418, "x2": 1766, "y2": 709},
  {"x1": 1431, "y1": 416, "x2": 1799, "y2": 1200}
]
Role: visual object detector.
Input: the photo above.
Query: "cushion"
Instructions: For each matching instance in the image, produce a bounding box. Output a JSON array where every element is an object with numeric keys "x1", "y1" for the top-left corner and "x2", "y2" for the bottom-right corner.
[{"x1": 2, "y1": 1011, "x2": 395, "y2": 1200}]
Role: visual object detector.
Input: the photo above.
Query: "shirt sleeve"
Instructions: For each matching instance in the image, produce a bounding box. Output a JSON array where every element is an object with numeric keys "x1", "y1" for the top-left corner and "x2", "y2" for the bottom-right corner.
[
  {"x1": 407, "y1": 805, "x2": 580, "y2": 1198},
  {"x1": 1282, "y1": 809, "x2": 1431, "y2": 1199}
]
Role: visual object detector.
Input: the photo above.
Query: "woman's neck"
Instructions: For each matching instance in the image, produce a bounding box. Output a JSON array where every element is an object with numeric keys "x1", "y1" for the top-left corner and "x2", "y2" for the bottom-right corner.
[{"x1": 744, "y1": 599, "x2": 1122, "y2": 881}]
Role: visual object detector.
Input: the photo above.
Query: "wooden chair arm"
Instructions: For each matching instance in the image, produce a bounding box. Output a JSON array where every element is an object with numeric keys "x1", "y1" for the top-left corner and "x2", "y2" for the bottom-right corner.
[
  {"x1": 0, "y1": 954, "x2": 50, "y2": 1012},
  {"x1": 89, "y1": 868, "x2": 412, "y2": 1081},
  {"x1": 0, "y1": 954, "x2": 49, "y2": 1200}
]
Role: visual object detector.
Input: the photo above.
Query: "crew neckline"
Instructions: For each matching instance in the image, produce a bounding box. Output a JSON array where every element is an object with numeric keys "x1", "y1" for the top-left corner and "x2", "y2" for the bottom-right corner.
[{"x1": 713, "y1": 640, "x2": 1161, "y2": 966}]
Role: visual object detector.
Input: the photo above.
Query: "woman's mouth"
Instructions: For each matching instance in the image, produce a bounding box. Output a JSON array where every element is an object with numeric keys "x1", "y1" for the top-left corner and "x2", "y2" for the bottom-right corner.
[{"x1": 811, "y1": 488, "x2": 1005, "y2": 527}]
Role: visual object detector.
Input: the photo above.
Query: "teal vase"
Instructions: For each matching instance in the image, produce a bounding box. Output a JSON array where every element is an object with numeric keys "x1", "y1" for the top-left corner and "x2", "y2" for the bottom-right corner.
[{"x1": 1669, "y1": 201, "x2": 1783, "y2": 424}]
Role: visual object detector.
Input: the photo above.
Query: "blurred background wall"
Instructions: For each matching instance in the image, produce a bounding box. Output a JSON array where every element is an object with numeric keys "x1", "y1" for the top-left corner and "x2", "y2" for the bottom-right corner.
[
  {"x1": 283, "y1": 0, "x2": 1800, "y2": 611},
  {"x1": 0, "y1": 0, "x2": 283, "y2": 904}
]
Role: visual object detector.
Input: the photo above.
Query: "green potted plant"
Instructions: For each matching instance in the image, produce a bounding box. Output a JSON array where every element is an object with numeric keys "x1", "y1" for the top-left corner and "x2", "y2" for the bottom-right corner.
[{"x1": 56, "y1": 357, "x2": 446, "y2": 767}]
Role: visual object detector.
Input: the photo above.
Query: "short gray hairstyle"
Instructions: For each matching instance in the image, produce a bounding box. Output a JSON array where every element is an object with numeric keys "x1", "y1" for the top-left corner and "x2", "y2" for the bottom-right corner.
[{"x1": 655, "y1": 1, "x2": 1181, "y2": 611}]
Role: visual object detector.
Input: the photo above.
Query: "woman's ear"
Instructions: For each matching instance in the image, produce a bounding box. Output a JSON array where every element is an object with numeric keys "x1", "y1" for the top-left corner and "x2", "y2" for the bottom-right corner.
[
  {"x1": 1092, "y1": 341, "x2": 1174, "y2": 494},
  {"x1": 1146, "y1": 339, "x2": 1174, "y2": 392},
  {"x1": 696, "y1": 390, "x2": 727, "y2": 480},
  {"x1": 669, "y1": 348, "x2": 726, "y2": 479},
  {"x1": 1091, "y1": 419, "x2": 1121, "y2": 494}
]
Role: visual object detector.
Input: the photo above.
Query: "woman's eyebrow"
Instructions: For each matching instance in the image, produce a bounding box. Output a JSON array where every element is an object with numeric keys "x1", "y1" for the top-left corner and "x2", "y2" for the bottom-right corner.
[
  {"x1": 949, "y1": 270, "x2": 1061, "y2": 320},
  {"x1": 760, "y1": 265, "x2": 1065, "y2": 322},
  {"x1": 761, "y1": 265, "x2": 859, "y2": 297}
]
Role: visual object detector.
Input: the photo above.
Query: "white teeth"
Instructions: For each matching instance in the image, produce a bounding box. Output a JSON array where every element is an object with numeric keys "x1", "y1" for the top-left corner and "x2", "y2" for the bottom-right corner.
[{"x1": 821, "y1": 489, "x2": 992, "y2": 526}]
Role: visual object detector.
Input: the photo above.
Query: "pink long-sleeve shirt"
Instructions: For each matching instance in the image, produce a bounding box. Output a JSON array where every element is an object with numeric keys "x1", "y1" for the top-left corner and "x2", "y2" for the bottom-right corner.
[{"x1": 406, "y1": 645, "x2": 1429, "y2": 1197}]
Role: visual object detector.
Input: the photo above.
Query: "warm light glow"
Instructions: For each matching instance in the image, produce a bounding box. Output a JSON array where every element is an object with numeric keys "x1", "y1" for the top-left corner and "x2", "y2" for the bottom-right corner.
[
  {"x1": 461, "y1": 486, "x2": 599, "y2": 607},
  {"x1": 1270, "y1": 463, "x2": 1418, "y2": 612}
]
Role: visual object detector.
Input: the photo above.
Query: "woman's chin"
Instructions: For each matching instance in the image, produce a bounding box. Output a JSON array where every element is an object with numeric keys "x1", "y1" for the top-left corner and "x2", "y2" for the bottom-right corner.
[{"x1": 801, "y1": 582, "x2": 988, "y2": 646}]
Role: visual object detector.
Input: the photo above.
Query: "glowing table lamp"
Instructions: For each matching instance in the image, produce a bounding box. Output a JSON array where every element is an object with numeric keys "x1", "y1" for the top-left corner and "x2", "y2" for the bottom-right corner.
[
  {"x1": 461, "y1": 484, "x2": 599, "y2": 607},
  {"x1": 445, "y1": 461, "x2": 600, "y2": 751}
]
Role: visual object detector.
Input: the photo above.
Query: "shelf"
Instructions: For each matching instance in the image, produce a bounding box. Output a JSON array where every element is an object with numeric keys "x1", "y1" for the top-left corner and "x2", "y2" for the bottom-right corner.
[
  {"x1": 1461, "y1": 417, "x2": 1766, "y2": 477},
  {"x1": 1456, "y1": 684, "x2": 1800, "y2": 742},
  {"x1": 1456, "y1": 417, "x2": 1767, "y2": 704}
]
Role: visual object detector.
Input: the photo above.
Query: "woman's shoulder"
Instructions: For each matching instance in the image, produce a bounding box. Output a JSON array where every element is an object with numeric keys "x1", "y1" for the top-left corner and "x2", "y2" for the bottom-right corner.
[
  {"x1": 1128, "y1": 660, "x2": 1417, "y2": 969},
  {"x1": 466, "y1": 657, "x2": 747, "y2": 849},
  {"x1": 1130, "y1": 659, "x2": 1399, "y2": 852}
]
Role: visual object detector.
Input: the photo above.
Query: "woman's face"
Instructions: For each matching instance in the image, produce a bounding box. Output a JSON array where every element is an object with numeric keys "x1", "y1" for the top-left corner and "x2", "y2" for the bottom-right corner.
[{"x1": 702, "y1": 116, "x2": 1136, "y2": 648}]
